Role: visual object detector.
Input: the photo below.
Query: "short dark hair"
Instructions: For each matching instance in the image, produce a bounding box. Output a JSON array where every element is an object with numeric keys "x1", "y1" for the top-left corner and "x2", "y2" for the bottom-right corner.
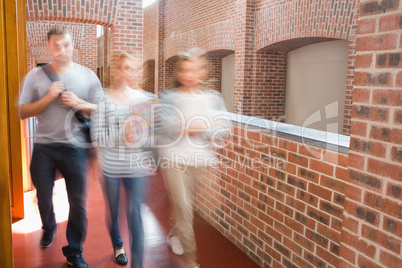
[{"x1": 47, "y1": 26, "x2": 70, "y2": 41}]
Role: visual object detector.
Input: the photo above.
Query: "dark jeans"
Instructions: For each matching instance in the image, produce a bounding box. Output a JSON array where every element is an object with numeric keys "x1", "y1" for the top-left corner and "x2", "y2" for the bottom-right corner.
[
  {"x1": 104, "y1": 176, "x2": 145, "y2": 268},
  {"x1": 30, "y1": 143, "x2": 88, "y2": 257}
]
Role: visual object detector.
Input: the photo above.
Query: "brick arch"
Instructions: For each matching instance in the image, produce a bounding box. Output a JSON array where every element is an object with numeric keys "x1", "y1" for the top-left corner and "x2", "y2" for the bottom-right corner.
[
  {"x1": 202, "y1": 49, "x2": 235, "y2": 59},
  {"x1": 163, "y1": 19, "x2": 236, "y2": 61},
  {"x1": 253, "y1": 0, "x2": 359, "y2": 134},
  {"x1": 253, "y1": 0, "x2": 359, "y2": 136},
  {"x1": 144, "y1": 46, "x2": 157, "y2": 63},
  {"x1": 255, "y1": 0, "x2": 359, "y2": 52},
  {"x1": 26, "y1": 0, "x2": 120, "y2": 25},
  {"x1": 26, "y1": 21, "x2": 98, "y2": 72},
  {"x1": 258, "y1": 37, "x2": 340, "y2": 53},
  {"x1": 164, "y1": 55, "x2": 179, "y2": 90},
  {"x1": 26, "y1": 0, "x2": 143, "y2": 86},
  {"x1": 203, "y1": 49, "x2": 235, "y2": 92},
  {"x1": 253, "y1": 36, "x2": 355, "y2": 135}
]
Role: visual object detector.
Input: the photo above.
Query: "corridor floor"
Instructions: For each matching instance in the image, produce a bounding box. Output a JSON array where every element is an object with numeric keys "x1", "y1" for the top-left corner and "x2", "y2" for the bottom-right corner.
[{"x1": 12, "y1": 166, "x2": 260, "y2": 268}]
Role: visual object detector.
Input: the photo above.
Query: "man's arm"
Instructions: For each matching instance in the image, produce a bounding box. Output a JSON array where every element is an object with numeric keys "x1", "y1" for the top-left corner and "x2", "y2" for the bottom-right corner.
[
  {"x1": 60, "y1": 91, "x2": 97, "y2": 116},
  {"x1": 19, "y1": 81, "x2": 64, "y2": 119},
  {"x1": 77, "y1": 102, "x2": 97, "y2": 116},
  {"x1": 60, "y1": 72, "x2": 104, "y2": 116}
]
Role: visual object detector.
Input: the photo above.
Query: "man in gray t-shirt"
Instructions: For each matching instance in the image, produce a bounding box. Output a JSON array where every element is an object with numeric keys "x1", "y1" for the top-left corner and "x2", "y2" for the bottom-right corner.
[{"x1": 19, "y1": 26, "x2": 103, "y2": 268}]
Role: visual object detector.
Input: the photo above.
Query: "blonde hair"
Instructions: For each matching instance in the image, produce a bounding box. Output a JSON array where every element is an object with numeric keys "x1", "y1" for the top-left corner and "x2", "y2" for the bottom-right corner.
[
  {"x1": 110, "y1": 52, "x2": 143, "y2": 88},
  {"x1": 118, "y1": 52, "x2": 142, "y2": 62}
]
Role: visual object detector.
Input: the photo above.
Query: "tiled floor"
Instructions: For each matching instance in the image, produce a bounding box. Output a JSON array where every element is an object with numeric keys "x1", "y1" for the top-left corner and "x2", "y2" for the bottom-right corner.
[{"x1": 12, "y1": 164, "x2": 260, "y2": 268}]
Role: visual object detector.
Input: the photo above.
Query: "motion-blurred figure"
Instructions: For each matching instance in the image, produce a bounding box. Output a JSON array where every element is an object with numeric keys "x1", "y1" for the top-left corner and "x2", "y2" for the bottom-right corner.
[
  {"x1": 91, "y1": 52, "x2": 155, "y2": 268},
  {"x1": 158, "y1": 49, "x2": 230, "y2": 268},
  {"x1": 18, "y1": 26, "x2": 103, "y2": 268}
]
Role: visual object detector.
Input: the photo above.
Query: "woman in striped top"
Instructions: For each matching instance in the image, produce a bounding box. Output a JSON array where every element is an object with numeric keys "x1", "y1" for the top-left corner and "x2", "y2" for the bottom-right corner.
[{"x1": 91, "y1": 53, "x2": 155, "y2": 268}]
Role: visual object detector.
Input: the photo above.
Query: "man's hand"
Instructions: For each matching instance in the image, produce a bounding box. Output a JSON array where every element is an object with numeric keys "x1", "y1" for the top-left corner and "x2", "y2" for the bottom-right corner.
[
  {"x1": 60, "y1": 91, "x2": 96, "y2": 117},
  {"x1": 19, "y1": 81, "x2": 64, "y2": 119},
  {"x1": 60, "y1": 91, "x2": 82, "y2": 108},
  {"x1": 47, "y1": 81, "x2": 64, "y2": 100}
]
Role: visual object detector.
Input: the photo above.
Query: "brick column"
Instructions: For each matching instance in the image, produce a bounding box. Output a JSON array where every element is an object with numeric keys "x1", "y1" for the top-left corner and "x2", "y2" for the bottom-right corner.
[
  {"x1": 233, "y1": 0, "x2": 256, "y2": 115},
  {"x1": 143, "y1": 60, "x2": 155, "y2": 93},
  {"x1": 155, "y1": 0, "x2": 165, "y2": 93},
  {"x1": 206, "y1": 58, "x2": 222, "y2": 92},
  {"x1": 110, "y1": 0, "x2": 143, "y2": 88},
  {"x1": 252, "y1": 50, "x2": 287, "y2": 120},
  {"x1": 103, "y1": 26, "x2": 110, "y2": 87},
  {"x1": 79, "y1": 24, "x2": 97, "y2": 73},
  {"x1": 340, "y1": 1, "x2": 402, "y2": 267},
  {"x1": 112, "y1": 0, "x2": 142, "y2": 56}
]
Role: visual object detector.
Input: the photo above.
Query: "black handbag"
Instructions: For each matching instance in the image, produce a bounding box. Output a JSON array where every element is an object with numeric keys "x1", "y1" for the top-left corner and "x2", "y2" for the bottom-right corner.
[{"x1": 41, "y1": 64, "x2": 92, "y2": 143}]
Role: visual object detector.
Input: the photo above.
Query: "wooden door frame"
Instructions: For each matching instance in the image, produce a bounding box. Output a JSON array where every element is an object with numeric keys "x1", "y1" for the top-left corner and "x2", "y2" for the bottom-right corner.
[
  {"x1": 6, "y1": 0, "x2": 26, "y2": 223},
  {"x1": 0, "y1": 0, "x2": 27, "y2": 267},
  {"x1": 0, "y1": 0, "x2": 14, "y2": 265}
]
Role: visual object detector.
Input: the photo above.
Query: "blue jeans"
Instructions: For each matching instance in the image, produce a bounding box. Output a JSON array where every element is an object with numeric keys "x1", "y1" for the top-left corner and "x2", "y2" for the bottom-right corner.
[
  {"x1": 30, "y1": 143, "x2": 88, "y2": 257},
  {"x1": 104, "y1": 176, "x2": 145, "y2": 268}
]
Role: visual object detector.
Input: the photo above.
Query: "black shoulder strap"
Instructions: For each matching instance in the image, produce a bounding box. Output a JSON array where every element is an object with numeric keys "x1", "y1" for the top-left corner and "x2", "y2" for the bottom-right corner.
[
  {"x1": 42, "y1": 63, "x2": 90, "y2": 124},
  {"x1": 41, "y1": 64, "x2": 61, "y2": 82}
]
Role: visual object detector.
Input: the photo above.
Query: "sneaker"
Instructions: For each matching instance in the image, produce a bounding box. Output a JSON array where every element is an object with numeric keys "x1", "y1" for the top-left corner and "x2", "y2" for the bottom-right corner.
[
  {"x1": 66, "y1": 255, "x2": 88, "y2": 268},
  {"x1": 40, "y1": 227, "x2": 56, "y2": 248},
  {"x1": 167, "y1": 235, "x2": 184, "y2": 255}
]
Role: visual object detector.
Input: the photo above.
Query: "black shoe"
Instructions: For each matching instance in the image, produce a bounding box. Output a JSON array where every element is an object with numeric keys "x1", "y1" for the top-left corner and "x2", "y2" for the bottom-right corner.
[
  {"x1": 115, "y1": 253, "x2": 128, "y2": 265},
  {"x1": 40, "y1": 227, "x2": 56, "y2": 248},
  {"x1": 66, "y1": 254, "x2": 88, "y2": 268},
  {"x1": 114, "y1": 246, "x2": 128, "y2": 265}
]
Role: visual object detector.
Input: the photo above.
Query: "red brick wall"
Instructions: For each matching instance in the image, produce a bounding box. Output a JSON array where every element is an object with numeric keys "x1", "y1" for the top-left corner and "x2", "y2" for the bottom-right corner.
[
  {"x1": 80, "y1": 24, "x2": 97, "y2": 73},
  {"x1": 145, "y1": 0, "x2": 236, "y2": 94},
  {"x1": 254, "y1": 0, "x2": 359, "y2": 135},
  {"x1": 103, "y1": 26, "x2": 111, "y2": 88},
  {"x1": 252, "y1": 50, "x2": 287, "y2": 120},
  {"x1": 339, "y1": 1, "x2": 402, "y2": 267},
  {"x1": 144, "y1": 2, "x2": 158, "y2": 62},
  {"x1": 156, "y1": 0, "x2": 166, "y2": 94},
  {"x1": 163, "y1": 0, "x2": 236, "y2": 59},
  {"x1": 26, "y1": 22, "x2": 96, "y2": 72},
  {"x1": 206, "y1": 58, "x2": 221, "y2": 92},
  {"x1": 204, "y1": 49, "x2": 235, "y2": 92},
  {"x1": 195, "y1": 124, "x2": 349, "y2": 267},
  {"x1": 145, "y1": 0, "x2": 359, "y2": 134},
  {"x1": 143, "y1": 1, "x2": 400, "y2": 267},
  {"x1": 143, "y1": 60, "x2": 155, "y2": 93},
  {"x1": 164, "y1": 56, "x2": 178, "y2": 90},
  {"x1": 97, "y1": 35, "x2": 104, "y2": 85},
  {"x1": 26, "y1": 0, "x2": 143, "y2": 87},
  {"x1": 164, "y1": 0, "x2": 235, "y2": 35},
  {"x1": 233, "y1": 0, "x2": 256, "y2": 117},
  {"x1": 255, "y1": 0, "x2": 357, "y2": 48}
]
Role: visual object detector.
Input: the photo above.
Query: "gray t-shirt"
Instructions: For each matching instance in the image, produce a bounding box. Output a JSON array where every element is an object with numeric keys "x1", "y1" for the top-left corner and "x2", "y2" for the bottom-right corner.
[{"x1": 19, "y1": 63, "x2": 104, "y2": 146}]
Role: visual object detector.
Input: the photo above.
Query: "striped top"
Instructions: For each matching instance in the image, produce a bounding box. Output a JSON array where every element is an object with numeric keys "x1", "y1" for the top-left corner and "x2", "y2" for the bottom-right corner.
[{"x1": 91, "y1": 89, "x2": 156, "y2": 178}]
